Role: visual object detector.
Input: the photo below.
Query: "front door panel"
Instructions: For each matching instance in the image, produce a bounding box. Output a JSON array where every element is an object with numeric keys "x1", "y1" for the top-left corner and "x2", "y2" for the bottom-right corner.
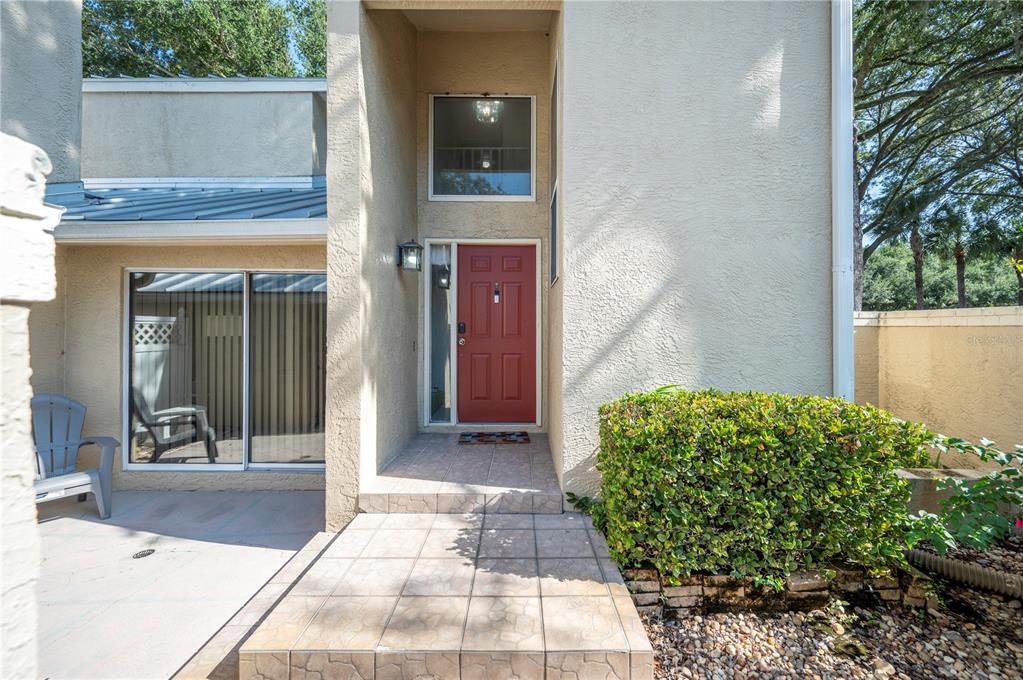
[{"x1": 457, "y1": 245, "x2": 536, "y2": 423}]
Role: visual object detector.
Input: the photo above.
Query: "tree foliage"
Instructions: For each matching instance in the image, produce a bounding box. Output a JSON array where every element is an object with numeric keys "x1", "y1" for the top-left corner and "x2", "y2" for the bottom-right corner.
[
  {"x1": 854, "y1": 1, "x2": 1023, "y2": 306},
  {"x1": 83, "y1": 0, "x2": 326, "y2": 78},
  {"x1": 864, "y1": 240, "x2": 1018, "y2": 311}
]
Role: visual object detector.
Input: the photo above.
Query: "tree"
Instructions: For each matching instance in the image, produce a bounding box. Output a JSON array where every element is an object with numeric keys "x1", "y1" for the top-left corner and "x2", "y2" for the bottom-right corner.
[
  {"x1": 82, "y1": 0, "x2": 326, "y2": 78},
  {"x1": 853, "y1": 1, "x2": 1023, "y2": 308},
  {"x1": 924, "y1": 202, "x2": 972, "y2": 307},
  {"x1": 288, "y1": 0, "x2": 326, "y2": 77},
  {"x1": 863, "y1": 241, "x2": 1017, "y2": 311}
]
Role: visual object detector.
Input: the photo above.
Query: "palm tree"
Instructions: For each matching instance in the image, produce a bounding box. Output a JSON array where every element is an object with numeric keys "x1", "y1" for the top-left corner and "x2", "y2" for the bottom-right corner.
[{"x1": 924, "y1": 204, "x2": 973, "y2": 308}]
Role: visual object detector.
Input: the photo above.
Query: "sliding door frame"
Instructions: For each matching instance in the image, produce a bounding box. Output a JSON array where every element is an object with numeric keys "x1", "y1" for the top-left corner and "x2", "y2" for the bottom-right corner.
[{"x1": 121, "y1": 268, "x2": 327, "y2": 472}]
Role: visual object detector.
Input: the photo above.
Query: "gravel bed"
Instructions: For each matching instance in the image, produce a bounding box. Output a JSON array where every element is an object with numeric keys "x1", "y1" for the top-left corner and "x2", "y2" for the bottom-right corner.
[
  {"x1": 917, "y1": 534, "x2": 1023, "y2": 576},
  {"x1": 647, "y1": 584, "x2": 1023, "y2": 679}
]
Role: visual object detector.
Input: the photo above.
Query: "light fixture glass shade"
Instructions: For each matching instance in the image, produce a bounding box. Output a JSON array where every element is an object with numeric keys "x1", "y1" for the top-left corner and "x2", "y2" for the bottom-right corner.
[
  {"x1": 474, "y1": 99, "x2": 503, "y2": 124},
  {"x1": 398, "y1": 240, "x2": 423, "y2": 271}
]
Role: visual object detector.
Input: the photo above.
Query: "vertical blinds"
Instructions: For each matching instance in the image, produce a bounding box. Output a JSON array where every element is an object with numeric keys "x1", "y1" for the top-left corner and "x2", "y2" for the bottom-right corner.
[{"x1": 128, "y1": 271, "x2": 326, "y2": 466}]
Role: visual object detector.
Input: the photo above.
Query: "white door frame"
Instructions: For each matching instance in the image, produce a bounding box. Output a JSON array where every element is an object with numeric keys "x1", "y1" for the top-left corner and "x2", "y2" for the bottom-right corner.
[{"x1": 422, "y1": 237, "x2": 542, "y2": 428}]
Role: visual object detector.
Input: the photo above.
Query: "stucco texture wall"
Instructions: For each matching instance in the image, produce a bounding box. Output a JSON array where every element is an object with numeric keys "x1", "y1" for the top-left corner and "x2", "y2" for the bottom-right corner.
[
  {"x1": 415, "y1": 29, "x2": 553, "y2": 427},
  {"x1": 0, "y1": 0, "x2": 82, "y2": 183},
  {"x1": 360, "y1": 8, "x2": 420, "y2": 474},
  {"x1": 855, "y1": 309, "x2": 1023, "y2": 470},
  {"x1": 546, "y1": 9, "x2": 564, "y2": 485},
  {"x1": 558, "y1": 1, "x2": 833, "y2": 496},
  {"x1": 30, "y1": 244, "x2": 328, "y2": 492},
  {"x1": 82, "y1": 92, "x2": 324, "y2": 178}
]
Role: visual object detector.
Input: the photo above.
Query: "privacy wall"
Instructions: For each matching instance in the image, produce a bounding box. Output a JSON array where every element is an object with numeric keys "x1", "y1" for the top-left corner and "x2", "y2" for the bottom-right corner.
[{"x1": 855, "y1": 308, "x2": 1023, "y2": 470}]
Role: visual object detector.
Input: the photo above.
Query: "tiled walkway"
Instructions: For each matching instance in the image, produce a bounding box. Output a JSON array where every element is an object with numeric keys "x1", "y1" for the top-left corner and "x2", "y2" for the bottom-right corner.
[
  {"x1": 237, "y1": 513, "x2": 652, "y2": 680},
  {"x1": 359, "y1": 434, "x2": 563, "y2": 514}
]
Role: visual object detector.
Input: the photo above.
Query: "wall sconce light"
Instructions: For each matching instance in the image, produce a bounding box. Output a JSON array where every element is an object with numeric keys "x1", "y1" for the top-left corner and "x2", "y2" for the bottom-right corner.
[
  {"x1": 397, "y1": 240, "x2": 424, "y2": 271},
  {"x1": 436, "y1": 265, "x2": 451, "y2": 289}
]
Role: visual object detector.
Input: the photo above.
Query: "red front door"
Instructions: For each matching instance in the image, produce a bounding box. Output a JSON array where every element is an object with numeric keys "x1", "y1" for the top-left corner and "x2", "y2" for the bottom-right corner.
[{"x1": 457, "y1": 245, "x2": 537, "y2": 423}]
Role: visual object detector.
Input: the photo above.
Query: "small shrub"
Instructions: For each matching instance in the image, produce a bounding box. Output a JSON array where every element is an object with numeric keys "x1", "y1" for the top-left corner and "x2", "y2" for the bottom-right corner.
[
  {"x1": 908, "y1": 436, "x2": 1023, "y2": 553},
  {"x1": 598, "y1": 388, "x2": 931, "y2": 587}
]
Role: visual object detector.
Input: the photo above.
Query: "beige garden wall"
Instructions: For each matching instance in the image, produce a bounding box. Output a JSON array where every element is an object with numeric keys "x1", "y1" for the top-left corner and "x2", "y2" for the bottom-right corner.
[
  {"x1": 855, "y1": 308, "x2": 1023, "y2": 470},
  {"x1": 28, "y1": 244, "x2": 328, "y2": 492},
  {"x1": 82, "y1": 91, "x2": 326, "y2": 178},
  {"x1": 414, "y1": 28, "x2": 554, "y2": 429},
  {"x1": 558, "y1": 1, "x2": 833, "y2": 496}
]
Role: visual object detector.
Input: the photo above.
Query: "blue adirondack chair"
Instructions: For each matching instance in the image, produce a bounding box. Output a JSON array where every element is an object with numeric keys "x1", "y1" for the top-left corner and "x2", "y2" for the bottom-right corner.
[{"x1": 32, "y1": 394, "x2": 119, "y2": 519}]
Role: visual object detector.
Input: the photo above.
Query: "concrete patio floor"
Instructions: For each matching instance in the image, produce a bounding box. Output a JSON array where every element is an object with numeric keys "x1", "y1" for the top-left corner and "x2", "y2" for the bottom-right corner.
[
  {"x1": 36, "y1": 490, "x2": 324, "y2": 680},
  {"x1": 237, "y1": 513, "x2": 652, "y2": 680}
]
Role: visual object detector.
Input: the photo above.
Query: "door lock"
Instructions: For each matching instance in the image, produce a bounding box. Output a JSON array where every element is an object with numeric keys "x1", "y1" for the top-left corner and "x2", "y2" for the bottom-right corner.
[
  {"x1": 458, "y1": 338, "x2": 466, "y2": 346},
  {"x1": 458, "y1": 322, "x2": 466, "y2": 333},
  {"x1": 493, "y1": 282, "x2": 501, "y2": 304}
]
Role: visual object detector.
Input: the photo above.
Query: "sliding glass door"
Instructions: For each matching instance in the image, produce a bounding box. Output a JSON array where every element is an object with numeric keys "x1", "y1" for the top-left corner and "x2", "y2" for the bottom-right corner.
[
  {"x1": 250, "y1": 273, "x2": 327, "y2": 464},
  {"x1": 126, "y1": 271, "x2": 326, "y2": 469}
]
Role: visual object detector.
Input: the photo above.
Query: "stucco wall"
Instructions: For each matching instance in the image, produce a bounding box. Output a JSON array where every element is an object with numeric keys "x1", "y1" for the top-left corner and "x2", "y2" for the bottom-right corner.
[
  {"x1": 415, "y1": 29, "x2": 553, "y2": 427},
  {"x1": 0, "y1": 0, "x2": 82, "y2": 183},
  {"x1": 31, "y1": 244, "x2": 328, "y2": 492},
  {"x1": 325, "y1": 1, "x2": 368, "y2": 530},
  {"x1": 361, "y1": 9, "x2": 420, "y2": 475},
  {"x1": 559, "y1": 1, "x2": 833, "y2": 495},
  {"x1": 0, "y1": 134, "x2": 60, "y2": 680},
  {"x1": 855, "y1": 309, "x2": 1023, "y2": 469},
  {"x1": 854, "y1": 323, "x2": 880, "y2": 406},
  {"x1": 81, "y1": 91, "x2": 325, "y2": 178}
]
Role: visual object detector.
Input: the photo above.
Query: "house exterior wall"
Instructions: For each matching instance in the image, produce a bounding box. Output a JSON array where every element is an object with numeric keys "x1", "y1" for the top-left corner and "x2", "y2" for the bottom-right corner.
[
  {"x1": 0, "y1": 0, "x2": 82, "y2": 183},
  {"x1": 855, "y1": 309, "x2": 1023, "y2": 470},
  {"x1": 558, "y1": 0, "x2": 833, "y2": 495},
  {"x1": 360, "y1": 8, "x2": 420, "y2": 476},
  {"x1": 414, "y1": 29, "x2": 553, "y2": 427},
  {"x1": 81, "y1": 91, "x2": 325, "y2": 178},
  {"x1": 31, "y1": 244, "x2": 327, "y2": 492}
]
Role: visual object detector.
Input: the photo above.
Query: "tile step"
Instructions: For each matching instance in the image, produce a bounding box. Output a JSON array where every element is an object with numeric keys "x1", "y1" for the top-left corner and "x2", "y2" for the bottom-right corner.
[{"x1": 359, "y1": 492, "x2": 564, "y2": 514}]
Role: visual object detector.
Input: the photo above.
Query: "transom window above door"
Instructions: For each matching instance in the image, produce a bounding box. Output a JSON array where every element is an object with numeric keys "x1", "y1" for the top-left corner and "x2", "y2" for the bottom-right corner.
[{"x1": 430, "y1": 95, "x2": 535, "y2": 201}]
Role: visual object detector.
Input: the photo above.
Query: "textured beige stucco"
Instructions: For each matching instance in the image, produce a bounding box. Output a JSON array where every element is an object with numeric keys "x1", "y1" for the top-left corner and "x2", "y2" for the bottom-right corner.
[
  {"x1": 360, "y1": 8, "x2": 420, "y2": 474},
  {"x1": 854, "y1": 323, "x2": 880, "y2": 406},
  {"x1": 0, "y1": 0, "x2": 82, "y2": 183},
  {"x1": 0, "y1": 135, "x2": 60, "y2": 680},
  {"x1": 855, "y1": 309, "x2": 1023, "y2": 469},
  {"x1": 558, "y1": 1, "x2": 833, "y2": 496},
  {"x1": 414, "y1": 29, "x2": 553, "y2": 427},
  {"x1": 0, "y1": 305, "x2": 41, "y2": 679},
  {"x1": 82, "y1": 92, "x2": 325, "y2": 178},
  {"x1": 29, "y1": 245, "x2": 328, "y2": 492},
  {"x1": 325, "y1": 0, "x2": 368, "y2": 530}
]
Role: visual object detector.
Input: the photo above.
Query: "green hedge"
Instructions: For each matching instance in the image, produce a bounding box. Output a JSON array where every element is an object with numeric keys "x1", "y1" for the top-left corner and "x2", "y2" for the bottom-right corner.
[{"x1": 597, "y1": 389, "x2": 931, "y2": 586}]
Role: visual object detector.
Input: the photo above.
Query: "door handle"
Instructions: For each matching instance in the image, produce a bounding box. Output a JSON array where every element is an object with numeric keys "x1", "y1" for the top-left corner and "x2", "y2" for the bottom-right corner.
[{"x1": 458, "y1": 338, "x2": 466, "y2": 346}]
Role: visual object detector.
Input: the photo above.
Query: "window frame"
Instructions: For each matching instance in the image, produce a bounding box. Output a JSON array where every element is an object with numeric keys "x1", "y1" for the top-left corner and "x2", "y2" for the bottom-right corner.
[
  {"x1": 428, "y1": 94, "x2": 537, "y2": 203},
  {"x1": 121, "y1": 268, "x2": 327, "y2": 473}
]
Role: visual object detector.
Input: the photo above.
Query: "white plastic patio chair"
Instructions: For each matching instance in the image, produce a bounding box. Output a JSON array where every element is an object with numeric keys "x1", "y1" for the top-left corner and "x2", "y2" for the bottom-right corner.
[{"x1": 32, "y1": 394, "x2": 119, "y2": 519}]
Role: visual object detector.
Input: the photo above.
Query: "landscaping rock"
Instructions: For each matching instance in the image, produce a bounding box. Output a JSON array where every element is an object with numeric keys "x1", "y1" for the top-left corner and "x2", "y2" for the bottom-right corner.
[{"x1": 645, "y1": 582, "x2": 1022, "y2": 680}]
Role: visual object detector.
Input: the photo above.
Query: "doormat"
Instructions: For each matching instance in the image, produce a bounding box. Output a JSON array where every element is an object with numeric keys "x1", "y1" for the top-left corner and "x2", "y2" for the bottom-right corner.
[{"x1": 458, "y1": 431, "x2": 530, "y2": 445}]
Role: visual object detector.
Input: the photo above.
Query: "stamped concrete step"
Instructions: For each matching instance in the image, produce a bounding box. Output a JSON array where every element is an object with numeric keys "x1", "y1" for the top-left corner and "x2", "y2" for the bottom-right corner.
[{"x1": 238, "y1": 513, "x2": 653, "y2": 680}]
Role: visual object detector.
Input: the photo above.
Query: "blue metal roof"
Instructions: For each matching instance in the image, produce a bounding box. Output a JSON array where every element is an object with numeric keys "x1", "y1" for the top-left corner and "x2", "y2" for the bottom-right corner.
[{"x1": 53, "y1": 185, "x2": 327, "y2": 222}]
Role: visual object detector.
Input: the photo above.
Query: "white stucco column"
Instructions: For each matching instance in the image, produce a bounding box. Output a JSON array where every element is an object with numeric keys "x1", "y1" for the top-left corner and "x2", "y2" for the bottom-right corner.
[{"x1": 0, "y1": 133, "x2": 63, "y2": 680}]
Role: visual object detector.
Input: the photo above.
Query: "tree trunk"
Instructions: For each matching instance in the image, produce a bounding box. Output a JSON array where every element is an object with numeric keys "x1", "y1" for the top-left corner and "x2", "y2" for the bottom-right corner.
[
  {"x1": 910, "y1": 223, "x2": 925, "y2": 310},
  {"x1": 955, "y1": 246, "x2": 967, "y2": 308},
  {"x1": 853, "y1": 132, "x2": 864, "y2": 311}
]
